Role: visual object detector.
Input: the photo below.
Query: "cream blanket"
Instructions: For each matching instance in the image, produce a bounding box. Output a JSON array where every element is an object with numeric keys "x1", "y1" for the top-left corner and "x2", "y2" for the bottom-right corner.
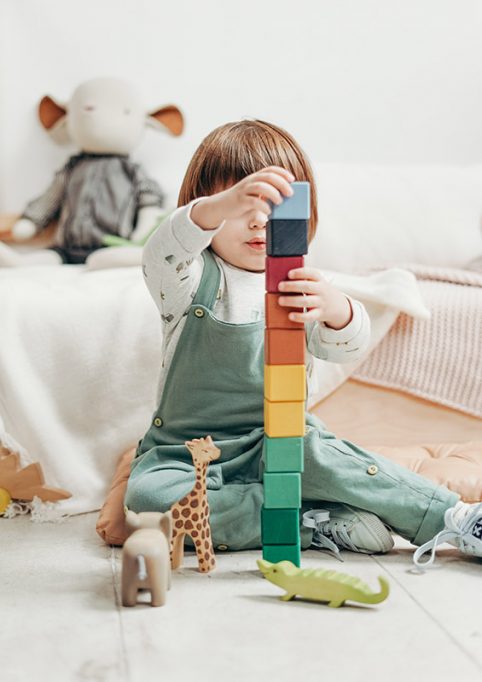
[{"x1": 0, "y1": 264, "x2": 428, "y2": 514}]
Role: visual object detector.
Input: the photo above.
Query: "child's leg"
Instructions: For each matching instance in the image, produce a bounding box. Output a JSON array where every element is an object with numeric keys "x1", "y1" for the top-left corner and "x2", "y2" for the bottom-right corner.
[
  {"x1": 302, "y1": 421, "x2": 460, "y2": 547},
  {"x1": 125, "y1": 460, "x2": 267, "y2": 551}
]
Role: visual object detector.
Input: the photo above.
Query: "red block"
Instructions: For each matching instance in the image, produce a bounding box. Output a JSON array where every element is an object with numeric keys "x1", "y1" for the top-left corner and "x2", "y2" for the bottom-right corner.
[
  {"x1": 265, "y1": 256, "x2": 304, "y2": 293},
  {"x1": 265, "y1": 293, "x2": 303, "y2": 329},
  {"x1": 265, "y1": 329, "x2": 305, "y2": 365}
]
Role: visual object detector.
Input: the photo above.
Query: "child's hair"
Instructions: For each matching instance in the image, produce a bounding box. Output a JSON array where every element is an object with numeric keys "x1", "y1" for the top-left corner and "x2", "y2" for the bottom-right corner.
[{"x1": 178, "y1": 119, "x2": 318, "y2": 242}]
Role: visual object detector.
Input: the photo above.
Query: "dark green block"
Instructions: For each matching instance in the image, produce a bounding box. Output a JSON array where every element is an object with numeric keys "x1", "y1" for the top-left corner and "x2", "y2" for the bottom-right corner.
[
  {"x1": 261, "y1": 508, "x2": 300, "y2": 545},
  {"x1": 262, "y1": 541, "x2": 301, "y2": 567},
  {"x1": 264, "y1": 436, "x2": 304, "y2": 473},
  {"x1": 263, "y1": 472, "x2": 301, "y2": 509}
]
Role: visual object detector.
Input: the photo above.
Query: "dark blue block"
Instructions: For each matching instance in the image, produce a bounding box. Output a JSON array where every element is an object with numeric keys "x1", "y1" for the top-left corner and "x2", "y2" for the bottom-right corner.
[{"x1": 267, "y1": 219, "x2": 308, "y2": 256}]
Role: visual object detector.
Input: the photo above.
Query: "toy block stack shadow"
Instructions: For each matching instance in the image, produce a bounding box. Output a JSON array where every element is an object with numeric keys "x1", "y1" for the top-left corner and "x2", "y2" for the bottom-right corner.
[{"x1": 262, "y1": 182, "x2": 310, "y2": 567}]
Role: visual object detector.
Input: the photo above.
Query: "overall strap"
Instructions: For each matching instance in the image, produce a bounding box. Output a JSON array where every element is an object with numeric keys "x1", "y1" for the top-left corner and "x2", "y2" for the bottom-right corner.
[{"x1": 191, "y1": 248, "x2": 222, "y2": 310}]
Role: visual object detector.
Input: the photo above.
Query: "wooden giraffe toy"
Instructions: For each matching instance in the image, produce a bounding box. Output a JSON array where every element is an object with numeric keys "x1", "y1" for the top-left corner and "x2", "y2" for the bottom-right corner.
[{"x1": 170, "y1": 435, "x2": 221, "y2": 573}]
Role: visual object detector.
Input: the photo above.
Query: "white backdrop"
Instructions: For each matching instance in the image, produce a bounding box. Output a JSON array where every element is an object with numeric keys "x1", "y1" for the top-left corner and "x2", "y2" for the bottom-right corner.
[{"x1": 1, "y1": 0, "x2": 482, "y2": 211}]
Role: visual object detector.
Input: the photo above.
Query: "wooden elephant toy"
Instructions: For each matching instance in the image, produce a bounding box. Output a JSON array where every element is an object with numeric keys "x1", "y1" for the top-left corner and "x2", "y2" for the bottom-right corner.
[{"x1": 121, "y1": 509, "x2": 172, "y2": 607}]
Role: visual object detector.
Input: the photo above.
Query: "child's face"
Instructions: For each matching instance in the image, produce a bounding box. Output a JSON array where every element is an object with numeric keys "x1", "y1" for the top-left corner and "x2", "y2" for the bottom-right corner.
[
  {"x1": 210, "y1": 195, "x2": 267, "y2": 273},
  {"x1": 210, "y1": 213, "x2": 267, "y2": 272}
]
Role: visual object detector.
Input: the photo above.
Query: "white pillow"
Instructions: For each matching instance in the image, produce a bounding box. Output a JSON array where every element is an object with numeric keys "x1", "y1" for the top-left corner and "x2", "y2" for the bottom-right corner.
[{"x1": 307, "y1": 164, "x2": 482, "y2": 272}]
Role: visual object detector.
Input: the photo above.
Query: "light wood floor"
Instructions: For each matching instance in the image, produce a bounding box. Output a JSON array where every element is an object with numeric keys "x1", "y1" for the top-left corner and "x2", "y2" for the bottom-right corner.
[{"x1": 1, "y1": 513, "x2": 481, "y2": 682}]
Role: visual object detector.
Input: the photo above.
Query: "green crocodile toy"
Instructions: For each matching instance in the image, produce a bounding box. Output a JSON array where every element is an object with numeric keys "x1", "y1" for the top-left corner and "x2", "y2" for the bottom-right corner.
[{"x1": 257, "y1": 560, "x2": 389, "y2": 608}]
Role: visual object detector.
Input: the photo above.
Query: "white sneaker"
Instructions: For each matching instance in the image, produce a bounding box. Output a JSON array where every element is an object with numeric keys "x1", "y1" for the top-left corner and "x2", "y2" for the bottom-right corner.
[
  {"x1": 413, "y1": 501, "x2": 482, "y2": 569},
  {"x1": 303, "y1": 503, "x2": 394, "y2": 561}
]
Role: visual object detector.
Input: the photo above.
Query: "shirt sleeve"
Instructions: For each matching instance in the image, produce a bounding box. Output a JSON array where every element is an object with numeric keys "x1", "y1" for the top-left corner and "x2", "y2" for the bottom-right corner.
[
  {"x1": 305, "y1": 296, "x2": 371, "y2": 363},
  {"x1": 22, "y1": 166, "x2": 68, "y2": 231},
  {"x1": 132, "y1": 163, "x2": 165, "y2": 209},
  {"x1": 141, "y1": 200, "x2": 225, "y2": 327}
]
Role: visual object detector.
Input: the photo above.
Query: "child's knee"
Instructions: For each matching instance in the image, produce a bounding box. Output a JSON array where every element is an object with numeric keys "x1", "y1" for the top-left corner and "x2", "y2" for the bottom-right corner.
[{"x1": 125, "y1": 469, "x2": 194, "y2": 513}]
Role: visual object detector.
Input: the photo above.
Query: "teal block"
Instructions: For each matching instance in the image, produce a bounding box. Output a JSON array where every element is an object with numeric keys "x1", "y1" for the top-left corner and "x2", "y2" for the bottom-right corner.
[
  {"x1": 270, "y1": 181, "x2": 310, "y2": 220},
  {"x1": 264, "y1": 436, "x2": 304, "y2": 473},
  {"x1": 262, "y1": 541, "x2": 301, "y2": 567},
  {"x1": 261, "y1": 508, "x2": 300, "y2": 545},
  {"x1": 264, "y1": 472, "x2": 301, "y2": 509}
]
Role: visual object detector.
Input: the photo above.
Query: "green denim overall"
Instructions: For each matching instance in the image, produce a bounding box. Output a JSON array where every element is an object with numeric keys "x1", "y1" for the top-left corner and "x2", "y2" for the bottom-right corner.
[{"x1": 126, "y1": 248, "x2": 458, "y2": 551}]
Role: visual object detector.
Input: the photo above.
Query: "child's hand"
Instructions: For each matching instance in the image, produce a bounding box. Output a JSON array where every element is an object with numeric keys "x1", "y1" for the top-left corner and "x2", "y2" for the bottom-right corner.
[
  {"x1": 278, "y1": 267, "x2": 353, "y2": 330},
  {"x1": 191, "y1": 166, "x2": 294, "y2": 230}
]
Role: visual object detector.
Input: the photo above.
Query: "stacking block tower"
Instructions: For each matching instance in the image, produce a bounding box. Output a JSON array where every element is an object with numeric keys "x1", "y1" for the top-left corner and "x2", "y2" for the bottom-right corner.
[{"x1": 262, "y1": 181, "x2": 310, "y2": 567}]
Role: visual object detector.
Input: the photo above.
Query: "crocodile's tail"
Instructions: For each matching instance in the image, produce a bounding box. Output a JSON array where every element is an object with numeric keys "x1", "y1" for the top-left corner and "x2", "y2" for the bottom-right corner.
[{"x1": 363, "y1": 576, "x2": 390, "y2": 604}]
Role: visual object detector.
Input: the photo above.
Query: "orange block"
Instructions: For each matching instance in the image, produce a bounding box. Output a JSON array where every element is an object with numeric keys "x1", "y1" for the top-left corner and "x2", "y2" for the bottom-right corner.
[
  {"x1": 265, "y1": 293, "x2": 303, "y2": 329},
  {"x1": 265, "y1": 329, "x2": 305, "y2": 365}
]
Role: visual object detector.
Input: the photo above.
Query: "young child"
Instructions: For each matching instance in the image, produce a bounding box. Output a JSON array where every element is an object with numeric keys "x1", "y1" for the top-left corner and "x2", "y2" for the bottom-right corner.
[{"x1": 126, "y1": 119, "x2": 482, "y2": 569}]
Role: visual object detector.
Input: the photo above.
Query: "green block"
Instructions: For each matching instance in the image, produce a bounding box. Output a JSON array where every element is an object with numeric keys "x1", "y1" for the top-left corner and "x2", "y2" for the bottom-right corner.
[
  {"x1": 263, "y1": 436, "x2": 304, "y2": 473},
  {"x1": 261, "y1": 508, "x2": 300, "y2": 545},
  {"x1": 262, "y1": 541, "x2": 301, "y2": 567},
  {"x1": 263, "y1": 472, "x2": 301, "y2": 509}
]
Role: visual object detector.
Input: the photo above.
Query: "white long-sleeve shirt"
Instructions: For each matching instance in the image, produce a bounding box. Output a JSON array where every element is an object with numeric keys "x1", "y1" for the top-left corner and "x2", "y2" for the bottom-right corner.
[{"x1": 142, "y1": 202, "x2": 371, "y2": 403}]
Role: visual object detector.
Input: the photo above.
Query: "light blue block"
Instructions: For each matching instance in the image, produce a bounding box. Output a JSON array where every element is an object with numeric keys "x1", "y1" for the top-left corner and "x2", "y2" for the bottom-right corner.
[{"x1": 270, "y1": 181, "x2": 310, "y2": 220}]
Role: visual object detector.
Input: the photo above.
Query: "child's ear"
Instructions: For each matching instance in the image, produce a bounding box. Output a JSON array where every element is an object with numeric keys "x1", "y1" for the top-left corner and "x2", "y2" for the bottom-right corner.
[
  {"x1": 147, "y1": 105, "x2": 184, "y2": 136},
  {"x1": 38, "y1": 95, "x2": 70, "y2": 145}
]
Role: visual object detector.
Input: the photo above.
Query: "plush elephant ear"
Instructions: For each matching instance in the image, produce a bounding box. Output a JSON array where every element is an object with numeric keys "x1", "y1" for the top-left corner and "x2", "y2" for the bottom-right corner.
[
  {"x1": 147, "y1": 105, "x2": 184, "y2": 136},
  {"x1": 38, "y1": 95, "x2": 71, "y2": 145}
]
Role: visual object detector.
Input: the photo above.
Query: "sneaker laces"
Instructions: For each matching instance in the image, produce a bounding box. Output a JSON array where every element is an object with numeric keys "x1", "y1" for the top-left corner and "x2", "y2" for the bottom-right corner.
[
  {"x1": 413, "y1": 501, "x2": 482, "y2": 570},
  {"x1": 303, "y1": 510, "x2": 361, "y2": 562}
]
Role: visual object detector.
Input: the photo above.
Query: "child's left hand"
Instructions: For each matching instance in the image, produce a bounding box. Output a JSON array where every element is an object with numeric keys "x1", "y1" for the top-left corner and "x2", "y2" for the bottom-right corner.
[{"x1": 277, "y1": 267, "x2": 353, "y2": 330}]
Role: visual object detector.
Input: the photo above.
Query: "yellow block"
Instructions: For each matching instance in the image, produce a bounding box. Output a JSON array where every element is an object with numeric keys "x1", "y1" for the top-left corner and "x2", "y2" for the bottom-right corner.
[
  {"x1": 264, "y1": 364, "x2": 306, "y2": 402},
  {"x1": 264, "y1": 399, "x2": 305, "y2": 437}
]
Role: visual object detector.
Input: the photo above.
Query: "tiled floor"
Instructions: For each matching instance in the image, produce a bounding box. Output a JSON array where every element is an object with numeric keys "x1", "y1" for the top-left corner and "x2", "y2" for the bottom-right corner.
[{"x1": 1, "y1": 513, "x2": 481, "y2": 682}]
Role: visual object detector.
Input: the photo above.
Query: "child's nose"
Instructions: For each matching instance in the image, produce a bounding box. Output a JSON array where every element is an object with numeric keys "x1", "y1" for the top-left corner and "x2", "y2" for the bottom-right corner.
[{"x1": 248, "y1": 212, "x2": 268, "y2": 229}]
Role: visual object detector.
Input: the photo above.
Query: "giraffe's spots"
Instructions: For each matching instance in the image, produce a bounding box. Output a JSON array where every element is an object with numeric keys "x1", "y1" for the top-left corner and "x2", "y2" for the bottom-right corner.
[
  {"x1": 205, "y1": 540, "x2": 210, "y2": 550},
  {"x1": 181, "y1": 508, "x2": 190, "y2": 518},
  {"x1": 191, "y1": 530, "x2": 198, "y2": 538},
  {"x1": 172, "y1": 508, "x2": 180, "y2": 519},
  {"x1": 197, "y1": 523, "x2": 202, "y2": 531},
  {"x1": 179, "y1": 498, "x2": 189, "y2": 507},
  {"x1": 204, "y1": 552, "x2": 210, "y2": 561},
  {"x1": 192, "y1": 513, "x2": 199, "y2": 522},
  {"x1": 191, "y1": 499, "x2": 199, "y2": 508},
  {"x1": 185, "y1": 520, "x2": 193, "y2": 530},
  {"x1": 175, "y1": 520, "x2": 183, "y2": 529},
  {"x1": 195, "y1": 481, "x2": 202, "y2": 491}
]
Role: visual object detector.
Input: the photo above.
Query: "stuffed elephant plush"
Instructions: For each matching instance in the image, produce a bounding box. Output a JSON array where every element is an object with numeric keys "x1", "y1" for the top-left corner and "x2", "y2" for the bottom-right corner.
[{"x1": 0, "y1": 77, "x2": 183, "y2": 268}]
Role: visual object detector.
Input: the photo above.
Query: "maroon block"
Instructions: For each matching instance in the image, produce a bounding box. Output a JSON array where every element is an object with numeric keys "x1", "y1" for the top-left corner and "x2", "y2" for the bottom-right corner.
[{"x1": 265, "y1": 256, "x2": 304, "y2": 293}]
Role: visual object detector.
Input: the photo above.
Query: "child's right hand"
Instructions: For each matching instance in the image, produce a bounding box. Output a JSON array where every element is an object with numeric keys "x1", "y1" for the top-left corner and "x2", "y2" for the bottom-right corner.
[{"x1": 191, "y1": 166, "x2": 294, "y2": 230}]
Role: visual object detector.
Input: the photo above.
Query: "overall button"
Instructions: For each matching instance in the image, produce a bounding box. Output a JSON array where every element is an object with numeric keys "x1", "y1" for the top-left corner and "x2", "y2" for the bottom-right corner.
[
  {"x1": 367, "y1": 464, "x2": 378, "y2": 475},
  {"x1": 154, "y1": 417, "x2": 163, "y2": 427},
  {"x1": 194, "y1": 308, "x2": 204, "y2": 318},
  {"x1": 217, "y1": 544, "x2": 228, "y2": 551}
]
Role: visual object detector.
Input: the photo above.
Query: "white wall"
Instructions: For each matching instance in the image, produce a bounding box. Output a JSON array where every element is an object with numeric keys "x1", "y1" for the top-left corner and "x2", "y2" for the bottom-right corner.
[{"x1": 1, "y1": 0, "x2": 482, "y2": 211}]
